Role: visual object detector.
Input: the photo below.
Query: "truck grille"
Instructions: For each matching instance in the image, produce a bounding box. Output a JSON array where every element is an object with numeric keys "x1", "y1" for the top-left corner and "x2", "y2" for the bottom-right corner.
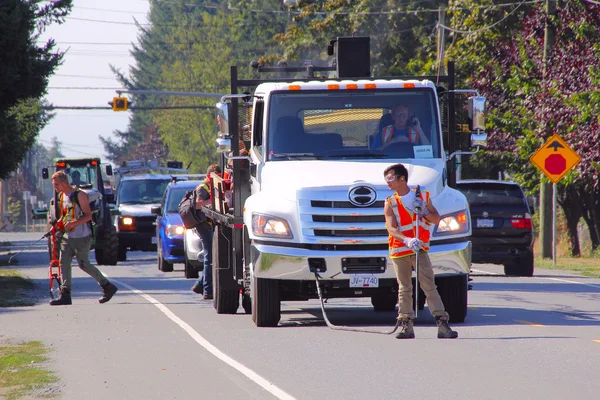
[
  {"x1": 302, "y1": 191, "x2": 389, "y2": 242},
  {"x1": 134, "y1": 216, "x2": 156, "y2": 234}
]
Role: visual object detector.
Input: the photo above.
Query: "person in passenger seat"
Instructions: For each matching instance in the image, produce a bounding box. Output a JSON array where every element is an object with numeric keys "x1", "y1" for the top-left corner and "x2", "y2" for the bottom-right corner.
[{"x1": 372, "y1": 105, "x2": 430, "y2": 149}]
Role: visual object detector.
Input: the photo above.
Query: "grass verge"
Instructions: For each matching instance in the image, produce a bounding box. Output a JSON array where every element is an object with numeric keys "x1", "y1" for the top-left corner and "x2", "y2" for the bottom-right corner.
[
  {"x1": 536, "y1": 257, "x2": 600, "y2": 278},
  {"x1": 0, "y1": 270, "x2": 37, "y2": 307},
  {"x1": 0, "y1": 341, "x2": 58, "y2": 400}
]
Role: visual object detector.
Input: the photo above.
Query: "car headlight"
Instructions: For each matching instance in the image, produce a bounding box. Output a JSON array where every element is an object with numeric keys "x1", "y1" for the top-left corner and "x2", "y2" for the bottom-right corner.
[
  {"x1": 166, "y1": 224, "x2": 185, "y2": 237},
  {"x1": 252, "y1": 213, "x2": 293, "y2": 239},
  {"x1": 433, "y1": 210, "x2": 469, "y2": 236},
  {"x1": 121, "y1": 216, "x2": 133, "y2": 225}
]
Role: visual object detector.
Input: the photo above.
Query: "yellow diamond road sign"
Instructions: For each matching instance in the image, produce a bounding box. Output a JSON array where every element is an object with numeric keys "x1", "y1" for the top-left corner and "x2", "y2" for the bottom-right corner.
[{"x1": 530, "y1": 134, "x2": 581, "y2": 184}]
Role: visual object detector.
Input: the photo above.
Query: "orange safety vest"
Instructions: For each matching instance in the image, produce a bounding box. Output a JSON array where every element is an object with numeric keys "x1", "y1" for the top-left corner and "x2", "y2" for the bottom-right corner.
[
  {"x1": 387, "y1": 190, "x2": 432, "y2": 258},
  {"x1": 381, "y1": 125, "x2": 419, "y2": 145}
]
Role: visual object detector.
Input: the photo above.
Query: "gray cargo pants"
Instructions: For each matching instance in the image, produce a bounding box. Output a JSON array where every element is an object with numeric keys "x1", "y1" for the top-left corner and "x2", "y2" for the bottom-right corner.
[{"x1": 60, "y1": 235, "x2": 108, "y2": 291}]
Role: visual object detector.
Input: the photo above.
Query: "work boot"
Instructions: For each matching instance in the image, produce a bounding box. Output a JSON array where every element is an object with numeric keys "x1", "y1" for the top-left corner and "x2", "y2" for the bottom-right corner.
[
  {"x1": 436, "y1": 316, "x2": 458, "y2": 339},
  {"x1": 98, "y1": 282, "x2": 118, "y2": 304},
  {"x1": 395, "y1": 318, "x2": 415, "y2": 339},
  {"x1": 49, "y1": 288, "x2": 72, "y2": 306}
]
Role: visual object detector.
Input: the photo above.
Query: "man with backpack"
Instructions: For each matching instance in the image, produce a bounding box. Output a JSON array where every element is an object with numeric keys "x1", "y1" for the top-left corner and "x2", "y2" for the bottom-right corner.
[
  {"x1": 49, "y1": 171, "x2": 118, "y2": 306},
  {"x1": 191, "y1": 164, "x2": 221, "y2": 299}
]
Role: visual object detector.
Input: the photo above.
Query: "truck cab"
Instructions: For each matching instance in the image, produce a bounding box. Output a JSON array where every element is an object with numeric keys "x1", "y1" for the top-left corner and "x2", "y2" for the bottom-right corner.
[{"x1": 206, "y1": 37, "x2": 487, "y2": 327}]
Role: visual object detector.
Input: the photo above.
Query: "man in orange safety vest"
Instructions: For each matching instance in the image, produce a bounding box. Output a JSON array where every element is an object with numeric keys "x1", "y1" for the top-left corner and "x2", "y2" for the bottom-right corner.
[{"x1": 383, "y1": 163, "x2": 458, "y2": 339}]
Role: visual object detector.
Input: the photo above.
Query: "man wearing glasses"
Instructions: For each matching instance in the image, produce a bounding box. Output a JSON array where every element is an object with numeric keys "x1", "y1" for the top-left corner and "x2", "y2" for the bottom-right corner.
[
  {"x1": 383, "y1": 163, "x2": 458, "y2": 339},
  {"x1": 372, "y1": 104, "x2": 430, "y2": 149}
]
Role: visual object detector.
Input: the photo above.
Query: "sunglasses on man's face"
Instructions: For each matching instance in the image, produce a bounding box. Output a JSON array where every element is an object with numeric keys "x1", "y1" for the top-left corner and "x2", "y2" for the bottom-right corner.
[{"x1": 385, "y1": 175, "x2": 404, "y2": 183}]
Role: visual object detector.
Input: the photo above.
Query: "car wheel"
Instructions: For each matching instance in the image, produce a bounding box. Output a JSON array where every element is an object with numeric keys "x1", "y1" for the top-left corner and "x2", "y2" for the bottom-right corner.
[
  {"x1": 158, "y1": 247, "x2": 173, "y2": 272},
  {"x1": 184, "y1": 254, "x2": 199, "y2": 279},
  {"x1": 504, "y1": 252, "x2": 534, "y2": 277}
]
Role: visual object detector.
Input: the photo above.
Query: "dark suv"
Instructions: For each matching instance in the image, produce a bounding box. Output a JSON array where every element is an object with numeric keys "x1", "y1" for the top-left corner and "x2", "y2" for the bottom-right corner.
[{"x1": 456, "y1": 180, "x2": 534, "y2": 276}]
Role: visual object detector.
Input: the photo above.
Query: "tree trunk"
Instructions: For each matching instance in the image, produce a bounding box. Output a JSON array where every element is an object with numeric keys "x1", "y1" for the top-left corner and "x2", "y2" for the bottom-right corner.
[{"x1": 579, "y1": 188, "x2": 599, "y2": 252}]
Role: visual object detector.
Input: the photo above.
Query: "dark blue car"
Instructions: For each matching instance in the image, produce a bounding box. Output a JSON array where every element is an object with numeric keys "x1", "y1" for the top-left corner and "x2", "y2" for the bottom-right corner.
[{"x1": 151, "y1": 179, "x2": 203, "y2": 273}]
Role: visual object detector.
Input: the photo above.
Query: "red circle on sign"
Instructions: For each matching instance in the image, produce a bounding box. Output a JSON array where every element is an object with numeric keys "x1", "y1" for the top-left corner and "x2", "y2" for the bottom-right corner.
[{"x1": 545, "y1": 154, "x2": 566, "y2": 175}]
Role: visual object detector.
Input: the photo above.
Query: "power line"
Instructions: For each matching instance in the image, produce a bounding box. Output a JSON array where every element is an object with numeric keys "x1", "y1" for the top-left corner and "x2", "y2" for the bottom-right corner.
[{"x1": 42, "y1": 106, "x2": 215, "y2": 110}]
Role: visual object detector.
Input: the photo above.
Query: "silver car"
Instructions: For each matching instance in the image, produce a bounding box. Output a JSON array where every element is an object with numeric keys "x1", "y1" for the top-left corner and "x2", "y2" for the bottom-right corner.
[{"x1": 183, "y1": 227, "x2": 204, "y2": 279}]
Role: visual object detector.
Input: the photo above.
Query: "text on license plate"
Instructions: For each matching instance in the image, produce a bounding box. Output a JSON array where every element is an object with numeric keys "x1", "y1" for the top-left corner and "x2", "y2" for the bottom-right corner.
[
  {"x1": 151, "y1": 236, "x2": 157, "y2": 244},
  {"x1": 476, "y1": 218, "x2": 494, "y2": 228},
  {"x1": 349, "y1": 274, "x2": 379, "y2": 288}
]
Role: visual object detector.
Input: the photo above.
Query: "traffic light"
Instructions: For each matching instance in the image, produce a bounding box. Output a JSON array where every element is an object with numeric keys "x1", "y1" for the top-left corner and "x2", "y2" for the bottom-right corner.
[{"x1": 111, "y1": 97, "x2": 128, "y2": 111}]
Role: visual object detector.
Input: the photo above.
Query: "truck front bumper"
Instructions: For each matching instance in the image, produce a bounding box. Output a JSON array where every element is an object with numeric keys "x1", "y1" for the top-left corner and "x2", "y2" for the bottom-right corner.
[{"x1": 250, "y1": 241, "x2": 471, "y2": 280}]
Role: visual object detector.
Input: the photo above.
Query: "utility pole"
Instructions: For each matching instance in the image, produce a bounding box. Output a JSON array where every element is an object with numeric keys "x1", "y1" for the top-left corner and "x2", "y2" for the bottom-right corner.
[
  {"x1": 437, "y1": 6, "x2": 446, "y2": 76},
  {"x1": 540, "y1": 0, "x2": 556, "y2": 259}
]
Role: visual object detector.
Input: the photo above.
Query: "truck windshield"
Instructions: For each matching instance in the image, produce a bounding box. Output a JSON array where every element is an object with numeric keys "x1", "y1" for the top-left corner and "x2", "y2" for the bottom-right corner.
[
  {"x1": 65, "y1": 165, "x2": 97, "y2": 188},
  {"x1": 267, "y1": 89, "x2": 441, "y2": 160},
  {"x1": 118, "y1": 180, "x2": 169, "y2": 204}
]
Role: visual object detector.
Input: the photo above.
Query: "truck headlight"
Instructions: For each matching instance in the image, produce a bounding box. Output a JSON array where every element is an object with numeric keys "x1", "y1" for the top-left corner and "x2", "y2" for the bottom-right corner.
[
  {"x1": 166, "y1": 224, "x2": 185, "y2": 237},
  {"x1": 252, "y1": 213, "x2": 293, "y2": 239},
  {"x1": 433, "y1": 210, "x2": 469, "y2": 236}
]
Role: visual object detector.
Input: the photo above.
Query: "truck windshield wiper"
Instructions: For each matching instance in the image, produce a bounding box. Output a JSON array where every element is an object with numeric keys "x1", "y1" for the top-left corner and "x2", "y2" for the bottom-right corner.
[{"x1": 271, "y1": 153, "x2": 324, "y2": 160}]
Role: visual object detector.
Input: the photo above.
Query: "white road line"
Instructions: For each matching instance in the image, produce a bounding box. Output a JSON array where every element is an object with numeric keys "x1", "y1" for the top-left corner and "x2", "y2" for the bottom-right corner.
[
  {"x1": 471, "y1": 268, "x2": 600, "y2": 290},
  {"x1": 110, "y1": 278, "x2": 296, "y2": 400}
]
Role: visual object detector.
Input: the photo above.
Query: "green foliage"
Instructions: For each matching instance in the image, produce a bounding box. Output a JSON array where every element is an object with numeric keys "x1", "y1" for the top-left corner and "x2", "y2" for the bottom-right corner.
[{"x1": 0, "y1": 0, "x2": 72, "y2": 179}]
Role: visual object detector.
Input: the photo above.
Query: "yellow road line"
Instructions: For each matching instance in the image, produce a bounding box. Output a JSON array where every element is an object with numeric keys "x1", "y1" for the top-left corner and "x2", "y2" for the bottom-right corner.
[{"x1": 515, "y1": 320, "x2": 544, "y2": 327}]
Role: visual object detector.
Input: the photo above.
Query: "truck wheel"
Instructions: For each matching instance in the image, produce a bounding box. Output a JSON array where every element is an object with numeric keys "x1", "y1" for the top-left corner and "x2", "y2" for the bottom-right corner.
[
  {"x1": 504, "y1": 252, "x2": 534, "y2": 277},
  {"x1": 184, "y1": 254, "x2": 199, "y2": 279},
  {"x1": 242, "y1": 294, "x2": 252, "y2": 314},
  {"x1": 212, "y1": 226, "x2": 239, "y2": 314},
  {"x1": 102, "y1": 226, "x2": 119, "y2": 266},
  {"x1": 118, "y1": 245, "x2": 127, "y2": 262},
  {"x1": 158, "y1": 249, "x2": 173, "y2": 272},
  {"x1": 95, "y1": 248, "x2": 105, "y2": 265},
  {"x1": 371, "y1": 294, "x2": 397, "y2": 312},
  {"x1": 252, "y1": 277, "x2": 280, "y2": 327},
  {"x1": 437, "y1": 274, "x2": 468, "y2": 323}
]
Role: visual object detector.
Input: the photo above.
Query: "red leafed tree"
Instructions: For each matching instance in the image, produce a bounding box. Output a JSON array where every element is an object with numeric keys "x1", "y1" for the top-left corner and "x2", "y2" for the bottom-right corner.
[{"x1": 460, "y1": 1, "x2": 600, "y2": 255}]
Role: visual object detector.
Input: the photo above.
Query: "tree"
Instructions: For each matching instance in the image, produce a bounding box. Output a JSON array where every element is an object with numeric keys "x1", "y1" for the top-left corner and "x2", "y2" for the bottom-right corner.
[{"x1": 0, "y1": 0, "x2": 73, "y2": 179}]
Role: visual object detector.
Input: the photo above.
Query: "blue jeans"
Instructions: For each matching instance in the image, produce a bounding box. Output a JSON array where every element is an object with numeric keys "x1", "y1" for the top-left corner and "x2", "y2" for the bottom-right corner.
[{"x1": 194, "y1": 223, "x2": 213, "y2": 295}]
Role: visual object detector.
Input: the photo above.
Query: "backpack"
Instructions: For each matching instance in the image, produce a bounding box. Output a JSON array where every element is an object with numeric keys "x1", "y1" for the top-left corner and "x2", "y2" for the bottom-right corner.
[
  {"x1": 178, "y1": 190, "x2": 206, "y2": 229},
  {"x1": 68, "y1": 188, "x2": 98, "y2": 238}
]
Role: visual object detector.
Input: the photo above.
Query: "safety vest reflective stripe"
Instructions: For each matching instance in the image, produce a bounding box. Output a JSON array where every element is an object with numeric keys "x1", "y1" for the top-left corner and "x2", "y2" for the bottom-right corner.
[
  {"x1": 58, "y1": 193, "x2": 76, "y2": 221},
  {"x1": 382, "y1": 125, "x2": 419, "y2": 144},
  {"x1": 387, "y1": 190, "x2": 432, "y2": 257}
]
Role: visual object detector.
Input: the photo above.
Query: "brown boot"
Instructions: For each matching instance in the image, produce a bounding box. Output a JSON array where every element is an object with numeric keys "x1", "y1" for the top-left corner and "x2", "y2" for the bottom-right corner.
[
  {"x1": 436, "y1": 316, "x2": 458, "y2": 339},
  {"x1": 395, "y1": 318, "x2": 415, "y2": 339},
  {"x1": 49, "y1": 288, "x2": 72, "y2": 306},
  {"x1": 98, "y1": 282, "x2": 118, "y2": 304}
]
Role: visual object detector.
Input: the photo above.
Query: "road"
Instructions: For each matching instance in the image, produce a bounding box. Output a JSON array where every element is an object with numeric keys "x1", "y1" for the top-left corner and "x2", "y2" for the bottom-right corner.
[{"x1": 2, "y1": 232, "x2": 600, "y2": 400}]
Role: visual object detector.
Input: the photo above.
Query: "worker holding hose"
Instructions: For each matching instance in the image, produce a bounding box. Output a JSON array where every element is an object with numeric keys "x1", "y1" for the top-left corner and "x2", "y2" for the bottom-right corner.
[{"x1": 383, "y1": 163, "x2": 458, "y2": 339}]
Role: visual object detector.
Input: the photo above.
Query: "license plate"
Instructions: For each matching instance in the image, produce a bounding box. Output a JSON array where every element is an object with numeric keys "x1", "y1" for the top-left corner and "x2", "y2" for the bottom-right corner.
[
  {"x1": 476, "y1": 218, "x2": 494, "y2": 228},
  {"x1": 349, "y1": 274, "x2": 379, "y2": 288},
  {"x1": 151, "y1": 236, "x2": 157, "y2": 244}
]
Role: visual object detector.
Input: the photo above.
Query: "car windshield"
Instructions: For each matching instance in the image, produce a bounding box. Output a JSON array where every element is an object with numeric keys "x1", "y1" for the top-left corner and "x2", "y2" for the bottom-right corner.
[
  {"x1": 166, "y1": 187, "x2": 194, "y2": 213},
  {"x1": 119, "y1": 180, "x2": 169, "y2": 204},
  {"x1": 266, "y1": 89, "x2": 441, "y2": 161},
  {"x1": 457, "y1": 183, "x2": 526, "y2": 206}
]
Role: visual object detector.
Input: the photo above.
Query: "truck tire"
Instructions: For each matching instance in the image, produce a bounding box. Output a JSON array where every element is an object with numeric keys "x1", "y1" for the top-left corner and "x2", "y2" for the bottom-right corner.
[
  {"x1": 504, "y1": 252, "x2": 534, "y2": 277},
  {"x1": 252, "y1": 277, "x2": 280, "y2": 327},
  {"x1": 213, "y1": 226, "x2": 239, "y2": 314},
  {"x1": 371, "y1": 294, "x2": 397, "y2": 312},
  {"x1": 437, "y1": 274, "x2": 468, "y2": 323},
  {"x1": 184, "y1": 254, "x2": 199, "y2": 279},
  {"x1": 102, "y1": 225, "x2": 119, "y2": 266}
]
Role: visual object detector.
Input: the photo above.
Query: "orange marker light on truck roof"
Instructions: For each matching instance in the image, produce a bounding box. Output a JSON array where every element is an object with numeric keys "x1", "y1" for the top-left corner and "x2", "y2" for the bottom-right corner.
[
  {"x1": 288, "y1": 85, "x2": 301, "y2": 90},
  {"x1": 327, "y1": 84, "x2": 340, "y2": 90},
  {"x1": 364, "y1": 83, "x2": 376, "y2": 89},
  {"x1": 56, "y1": 162, "x2": 66, "y2": 167},
  {"x1": 91, "y1": 160, "x2": 98, "y2": 166},
  {"x1": 403, "y1": 83, "x2": 415, "y2": 88},
  {"x1": 346, "y1": 84, "x2": 358, "y2": 90}
]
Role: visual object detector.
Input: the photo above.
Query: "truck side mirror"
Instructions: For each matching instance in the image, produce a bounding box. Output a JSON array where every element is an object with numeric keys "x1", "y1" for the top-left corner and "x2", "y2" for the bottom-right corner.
[
  {"x1": 216, "y1": 102, "x2": 229, "y2": 136},
  {"x1": 216, "y1": 138, "x2": 231, "y2": 154},
  {"x1": 42, "y1": 168, "x2": 49, "y2": 179},
  {"x1": 468, "y1": 96, "x2": 486, "y2": 131},
  {"x1": 150, "y1": 206, "x2": 162, "y2": 216},
  {"x1": 470, "y1": 132, "x2": 488, "y2": 148},
  {"x1": 105, "y1": 165, "x2": 113, "y2": 176}
]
